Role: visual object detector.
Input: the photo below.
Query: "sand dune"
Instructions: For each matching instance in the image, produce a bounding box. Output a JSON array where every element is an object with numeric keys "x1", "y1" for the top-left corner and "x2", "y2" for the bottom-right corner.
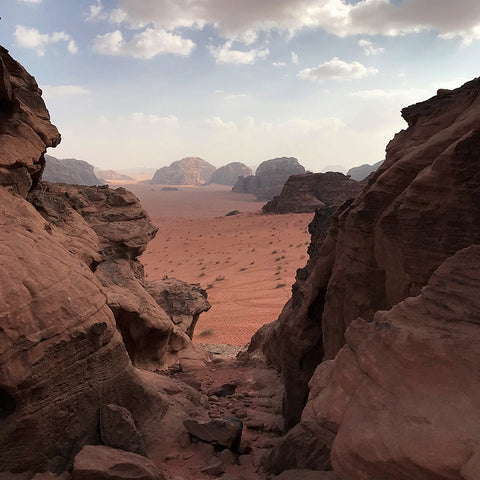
[{"x1": 125, "y1": 183, "x2": 313, "y2": 345}]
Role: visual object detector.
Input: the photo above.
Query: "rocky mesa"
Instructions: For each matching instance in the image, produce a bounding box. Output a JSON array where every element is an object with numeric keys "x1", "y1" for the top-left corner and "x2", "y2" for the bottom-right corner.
[
  {"x1": 232, "y1": 157, "x2": 306, "y2": 201},
  {"x1": 151, "y1": 157, "x2": 216, "y2": 185}
]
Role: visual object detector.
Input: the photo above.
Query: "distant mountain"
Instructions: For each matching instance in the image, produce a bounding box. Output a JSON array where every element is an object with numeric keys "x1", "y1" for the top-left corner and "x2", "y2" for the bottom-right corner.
[
  {"x1": 347, "y1": 160, "x2": 384, "y2": 181},
  {"x1": 43, "y1": 155, "x2": 104, "y2": 186},
  {"x1": 151, "y1": 157, "x2": 216, "y2": 185},
  {"x1": 232, "y1": 157, "x2": 306, "y2": 201},
  {"x1": 209, "y1": 162, "x2": 252, "y2": 186},
  {"x1": 95, "y1": 169, "x2": 134, "y2": 181}
]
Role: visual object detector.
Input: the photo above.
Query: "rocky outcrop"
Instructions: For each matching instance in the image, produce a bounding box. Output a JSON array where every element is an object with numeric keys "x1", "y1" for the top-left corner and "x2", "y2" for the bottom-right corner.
[
  {"x1": 209, "y1": 162, "x2": 252, "y2": 186},
  {"x1": 253, "y1": 79, "x2": 480, "y2": 477},
  {"x1": 262, "y1": 172, "x2": 365, "y2": 214},
  {"x1": 232, "y1": 157, "x2": 305, "y2": 201},
  {"x1": 0, "y1": 48, "x2": 209, "y2": 474},
  {"x1": 346, "y1": 160, "x2": 383, "y2": 181},
  {"x1": 151, "y1": 157, "x2": 216, "y2": 185},
  {"x1": 146, "y1": 278, "x2": 211, "y2": 339},
  {"x1": 43, "y1": 155, "x2": 104, "y2": 186},
  {"x1": 0, "y1": 46, "x2": 60, "y2": 196}
]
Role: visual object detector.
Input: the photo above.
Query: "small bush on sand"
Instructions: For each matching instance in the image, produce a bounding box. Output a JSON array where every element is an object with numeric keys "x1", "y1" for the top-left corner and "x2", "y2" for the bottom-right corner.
[{"x1": 198, "y1": 329, "x2": 214, "y2": 337}]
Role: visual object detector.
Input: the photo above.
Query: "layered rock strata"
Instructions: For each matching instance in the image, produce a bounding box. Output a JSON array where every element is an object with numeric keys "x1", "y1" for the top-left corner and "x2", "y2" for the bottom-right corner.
[
  {"x1": 43, "y1": 155, "x2": 104, "y2": 186},
  {"x1": 209, "y1": 162, "x2": 252, "y2": 186},
  {"x1": 253, "y1": 79, "x2": 480, "y2": 477}
]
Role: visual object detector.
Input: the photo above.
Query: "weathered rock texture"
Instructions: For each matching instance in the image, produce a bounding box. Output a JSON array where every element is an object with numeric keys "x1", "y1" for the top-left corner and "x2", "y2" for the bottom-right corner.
[
  {"x1": 253, "y1": 79, "x2": 480, "y2": 477},
  {"x1": 0, "y1": 48, "x2": 207, "y2": 474},
  {"x1": 232, "y1": 157, "x2": 305, "y2": 201},
  {"x1": 43, "y1": 155, "x2": 104, "y2": 186},
  {"x1": 209, "y1": 162, "x2": 252, "y2": 186},
  {"x1": 151, "y1": 157, "x2": 216, "y2": 185},
  {"x1": 0, "y1": 46, "x2": 60, "y2": 196},
  {"x1": 146, "y1": 278, "x2": 211, "y2": 339},
  {"x1": 346, "y1": 160, "x2": 383, "y2": 181},
  {"x1": 262, "y1": 172, "x2": 365, "y2": 214}
]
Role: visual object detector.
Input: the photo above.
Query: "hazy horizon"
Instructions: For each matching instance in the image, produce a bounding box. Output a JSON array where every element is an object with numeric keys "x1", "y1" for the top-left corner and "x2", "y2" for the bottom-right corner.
[{"x1": 2, "y1": 0, "x2": 479, "y2": 171}]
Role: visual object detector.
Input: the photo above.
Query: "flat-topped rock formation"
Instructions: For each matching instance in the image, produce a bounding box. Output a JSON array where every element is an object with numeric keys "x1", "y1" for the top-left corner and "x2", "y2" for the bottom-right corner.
[
  {"x1": 152, "y1": 157, "x2": 216, "y2": 185},
  {"x1": 252, "y1": 79, "x2": 480, "y2": 478},
  {"x1": 209, "y1": 162, "x2": 252, "y2": 186},
  {"x1": 346, "y1": 160, "x2": 383, "y2": 181},
  {"x1": 262, "y1": 172, "x2": 365, "y2": 214},
  {"x1": 43, "y1": 154, "x2": 104, "y2": 186},
  {"x1": 232, "y1": 157, "x2": 306, "y2": 201}
]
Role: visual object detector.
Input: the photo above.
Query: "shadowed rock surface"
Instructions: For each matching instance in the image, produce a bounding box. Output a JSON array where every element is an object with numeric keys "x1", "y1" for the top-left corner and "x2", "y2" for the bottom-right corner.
[
  {"x1": 0, "y1": 46, "x2": 60, "y2": 196},
  {"x1": 346, "y1": 160, "x2": 383, "y2": 181},
  {"x1": 146, "y1": 278, "x2": 211, "y2": 339},
  {"x1": 43, "y1": 155, "x2": 104, "y2": 186},
  {"x1": 262, "y1": 172, "x2": 365, "y2": 214},
  {"x1": 252, "y1": 78, "x2": 480, "y2": 478},
  {"x1": 209, "y1": 162, "x2": 252, "y2": 186},
  {"x1": 152, "y1": 157, "x2": 216, "y2": 185},
  {"x1": 232, "y1": 157, "x2": 305, "y2": 201}
]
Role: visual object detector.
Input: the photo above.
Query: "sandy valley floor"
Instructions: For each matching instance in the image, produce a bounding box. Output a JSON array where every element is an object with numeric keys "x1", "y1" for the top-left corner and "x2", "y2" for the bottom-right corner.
[{"x1": 121, "y1": 183, "x2": 313, "y2": 346}]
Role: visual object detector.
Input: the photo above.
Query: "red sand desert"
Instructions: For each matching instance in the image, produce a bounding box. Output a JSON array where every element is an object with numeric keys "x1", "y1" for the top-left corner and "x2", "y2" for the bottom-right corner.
[{"x1": 122, "y1": 183, "x2": 313, "y2": 346}]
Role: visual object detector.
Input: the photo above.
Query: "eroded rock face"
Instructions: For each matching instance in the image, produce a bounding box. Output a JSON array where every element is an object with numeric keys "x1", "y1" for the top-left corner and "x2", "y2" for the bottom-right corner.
[
  {"x1": 262, "y1": 172, "x2": 365, "y2": 214},
  {"x1": 232, "y1": 157, "x2": 306, "y2": 201},
  {"x1": 43, "y1": 155, "x2": 104, "y2": 186},
  {"x1": 256, "y1": 79, "x2": 480, "y2": 430},
  {"x1": 209, "y1": 162, "x2": 252, "y2": 186},
  {"x1": 146, "y1": 278, "x2": 211, "y2": 339},
  {"x1": 0, "y1": 47, "x2": 60, "y2": 196},
  {"x1": 306, "y1": 246, "x2": 480, "y2": 479},
  {"x1": 152, "y1": 157, "x2": 216, "y2": 185}
]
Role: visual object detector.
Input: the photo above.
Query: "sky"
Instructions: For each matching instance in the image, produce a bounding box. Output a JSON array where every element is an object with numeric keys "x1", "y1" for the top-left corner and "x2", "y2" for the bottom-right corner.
[{"x1": 1, "y1": 0, "x2": 479, "y2": 172}]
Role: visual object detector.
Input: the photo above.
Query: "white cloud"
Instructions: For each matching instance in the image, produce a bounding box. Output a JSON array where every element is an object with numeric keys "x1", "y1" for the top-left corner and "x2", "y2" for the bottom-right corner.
[
  {"x1": 358, "y1": 39, "x2": 384, "y2": 56},
  {"x1": 209, "y1": 40, "x2": 269, "y2": 64},
  {"x1": 86, "y1": 0, "x2": 104, "y2": 20},
  {"x1": 299, "y1": 57, "x2": 378, "y2": 82},
  {"x1": 16, "y1": 0, "x2": 42, "y2": 3},
  {"x1": 93, "y1": 28, "x2": 195, "y2": 58},
  {"x1": 132, "y1": 112, "x2": 179, "y2": 127},
  {"x1": 41, "y1": 85, "x2": 92, "y2": 100},
  {"x1": 93, "y1": 0, "x2": 480, "y2": 45},
  {"x1": 14, "y1": 25, "x2": 78, "y2": 56},
  {"x1": 291, "y1": 51, "x2": 299, "y2": 64},
  {"x1": 273, "y1": 61, "x2": 287, "y2": 67}
]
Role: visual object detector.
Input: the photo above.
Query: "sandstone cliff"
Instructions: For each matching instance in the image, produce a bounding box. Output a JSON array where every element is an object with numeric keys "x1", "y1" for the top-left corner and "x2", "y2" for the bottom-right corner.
[
  {"x1": 209, "y1": 162, "x2": 252, "y2": 186},
  {"x1": 262, "y1": 172, "x2": 365, "y2": 214},
  {"x1": 232, "y1": 157, "x2": 305, "y2": 201},
  {"x1": 253, "y1": 79, "x2": 480, "y2": 478},
  {"x1": 43, "y1": 154, "x2": 104, "y2": 186},
  {"x1": 0, "y1": 47, "x2": 208, "y2": 474},
  {"x1": 152, "y1": 157, "x2": 216, "y2": 185}
]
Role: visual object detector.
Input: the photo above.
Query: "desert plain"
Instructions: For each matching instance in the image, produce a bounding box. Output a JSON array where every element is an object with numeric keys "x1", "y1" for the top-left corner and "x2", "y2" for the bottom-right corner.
[{"x1": 120, "y1": 182, "x2": 313, "y2": 345}]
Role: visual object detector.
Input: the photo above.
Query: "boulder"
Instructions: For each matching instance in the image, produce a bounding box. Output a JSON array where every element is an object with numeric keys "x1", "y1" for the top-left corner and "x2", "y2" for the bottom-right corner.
[
  {"x1": 72, "y1": 445, "x2": 164, "y2": 480},
  {"x1": 210, "y1": 162, "x2": 252, "y2": 186},
  {"x1": 232, "y1": 157, "x2": 305, "y2": 201},
  {"x1": 184, "y1": 417, "x2": 243, "y2": 450},
  {"x1": 152, "y1": 157, "x2": 216, "y2": 185},
  {"x1": 146, "y1": 278, "x2": 211, "y2": 338},
  {"x1": 43, "y1": 155, "x2": 104, "y2": 186},
  {"x1": 100, "y1": 404, "x2": 145, "y2": 455}
]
